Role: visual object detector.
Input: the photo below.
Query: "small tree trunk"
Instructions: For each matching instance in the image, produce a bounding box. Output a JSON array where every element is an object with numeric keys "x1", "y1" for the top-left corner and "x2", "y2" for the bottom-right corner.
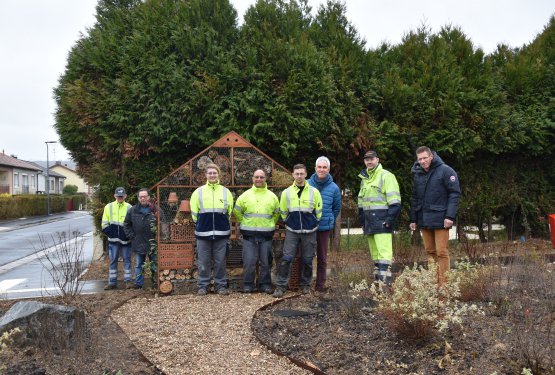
[{"x1": 487, "y1": 219, "x2": 493, "y2": 242}]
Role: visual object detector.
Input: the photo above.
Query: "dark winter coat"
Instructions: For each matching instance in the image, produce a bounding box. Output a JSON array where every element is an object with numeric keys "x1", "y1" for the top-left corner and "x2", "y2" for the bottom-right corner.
[
  {"x1": 409, "y1": 152, "x2": 461, "y2": 229},
  {"x1": 123, "y1": 203, "x2": 157, "y2": 254},
  {"x1": 308, "y1": 173, "x2": 342, "y2": 231}
]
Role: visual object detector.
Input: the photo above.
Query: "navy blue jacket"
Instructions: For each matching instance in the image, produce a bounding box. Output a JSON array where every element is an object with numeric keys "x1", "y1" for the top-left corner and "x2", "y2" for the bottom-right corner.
[
  {"x1": 410, "y1": 152, "x2": 461, "y2": 229},
  {"x1": 308, "y1": 173, "x2": 342, "y2": 231}
]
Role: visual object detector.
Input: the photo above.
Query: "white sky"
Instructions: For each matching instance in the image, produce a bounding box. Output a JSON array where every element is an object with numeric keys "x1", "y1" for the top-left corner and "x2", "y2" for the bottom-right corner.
[{"x1": 1, "y1": 0, "x2": 553, "y2": 161}]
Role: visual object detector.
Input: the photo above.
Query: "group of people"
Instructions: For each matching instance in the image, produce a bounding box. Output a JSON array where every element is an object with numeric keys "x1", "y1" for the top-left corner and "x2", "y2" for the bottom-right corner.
[
  {"x1": 101, "y1": 187, "x2": 157, "y2": 290},
  {"x1": 357, "y1": 146, "x2": 460, "y2": 287},
  {"x1": 102, "y1": 145, "x2": 460, "y2": 294},
  {"x1": 190, "y1": 160, "x2": 340, "y2": 298}
]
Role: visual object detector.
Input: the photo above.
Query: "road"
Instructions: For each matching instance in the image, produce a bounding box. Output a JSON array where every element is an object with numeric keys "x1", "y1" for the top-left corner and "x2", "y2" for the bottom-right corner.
[{"x1": 0, "y1": 211, "x2": 104, "y2": 300}]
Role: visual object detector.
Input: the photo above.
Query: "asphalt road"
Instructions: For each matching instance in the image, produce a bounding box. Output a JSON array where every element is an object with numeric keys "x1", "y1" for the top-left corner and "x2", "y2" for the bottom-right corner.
[{"x1": 0, "y1": 211, "x2": 103, "y2": 300}]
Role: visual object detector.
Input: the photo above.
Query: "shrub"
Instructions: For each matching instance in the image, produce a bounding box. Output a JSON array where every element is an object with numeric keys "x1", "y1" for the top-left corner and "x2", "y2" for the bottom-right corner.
[
  {"x1": 35, "y1": 229, "x2": 86, "y2": 302},
  {"x1": 370, "y1": 264, "x2": 480, "y2": 341},
  {"x1": 327, "y1": 251, "x2": 373, "y2": 320},
  {"x1": 449, "y1": 258, "x2": 489, "y2": 302},
  {"x1": 0, "y1": 194, "x2": 67, "y2": 219},
  {"x1": 63, "y1": 184, "x2": 78, "y2": 195}
]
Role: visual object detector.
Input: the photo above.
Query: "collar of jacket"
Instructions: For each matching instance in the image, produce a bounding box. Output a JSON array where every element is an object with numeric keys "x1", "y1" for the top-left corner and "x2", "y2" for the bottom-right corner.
[
  {"x1": 290, "y1": 181, "x2": 308, "y2": 192},
  {"x1": 251, "y1": 183, "x2": 268, "y2": 191},
  {"x1": 309, "y1": 172, "x2": 332, "y2": 189},
  {"x1": 205, "y1": 181, "x2": 221, "y2": 189},
  {"x1": 359, "y1": 163, "x2": 383, "y2": 180}
]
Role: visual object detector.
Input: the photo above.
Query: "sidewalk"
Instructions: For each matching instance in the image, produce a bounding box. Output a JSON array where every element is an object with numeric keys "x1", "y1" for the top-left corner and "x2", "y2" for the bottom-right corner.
[{"x1": 0, "y1": 211, "x2": 85, "y2": 232}]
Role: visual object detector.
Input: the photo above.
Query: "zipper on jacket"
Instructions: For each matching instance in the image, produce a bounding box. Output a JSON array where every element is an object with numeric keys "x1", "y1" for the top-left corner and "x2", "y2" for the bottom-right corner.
[{"x1": 212, "y1": 185, "x2": 216, "y2": 238}]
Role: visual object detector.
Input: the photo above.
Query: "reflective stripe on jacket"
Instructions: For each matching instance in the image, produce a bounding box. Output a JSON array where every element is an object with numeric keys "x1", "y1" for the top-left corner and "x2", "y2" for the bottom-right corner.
[
  {"x1": 234, "y1": 184, "x2": 279, "y2": 239},
  {"x1": 357, "y1": 164, "x2": 401, "y2": 235},
  {"x1": 190, "y1": 182, "x2": 233, "y2": 240},
  {"x1": 101, "y1": 200, "x2": 131, "y2": 244},
  {"x1": 280, "y1": 182, "x2": 322, "y2": 233}
]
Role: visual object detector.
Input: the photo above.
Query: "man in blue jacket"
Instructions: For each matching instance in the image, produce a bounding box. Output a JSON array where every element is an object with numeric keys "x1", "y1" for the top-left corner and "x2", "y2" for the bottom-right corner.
[
  {"x1": 409, "y1": 146, "x2": 461, "y2": 286},
  {"x1": 308, "y1": 156, "x2": 341, "y2": 292}
]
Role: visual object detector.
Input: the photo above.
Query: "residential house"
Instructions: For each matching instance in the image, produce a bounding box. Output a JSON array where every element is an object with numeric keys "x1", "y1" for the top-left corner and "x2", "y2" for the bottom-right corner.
[
  {"x1": 25, "y1": 161, "x2": 67, "y2": 194},
  {"x1": 0, "y1": 152, "x2": 42, "y2": 194},
  {"x1": 50, "y1": 161, "x2": 92, "y2": 195}
]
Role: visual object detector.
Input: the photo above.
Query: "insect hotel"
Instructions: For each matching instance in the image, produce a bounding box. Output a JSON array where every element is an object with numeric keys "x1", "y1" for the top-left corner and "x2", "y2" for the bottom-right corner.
[{"x1": 152, "y1": 131, "x2": 298, "y2": 294}]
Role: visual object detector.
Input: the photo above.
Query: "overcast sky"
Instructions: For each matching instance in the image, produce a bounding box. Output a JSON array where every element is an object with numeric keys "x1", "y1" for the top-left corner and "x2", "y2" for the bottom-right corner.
[{"x1": 1, "y1": 0, "x2": 552, "y2": 161}]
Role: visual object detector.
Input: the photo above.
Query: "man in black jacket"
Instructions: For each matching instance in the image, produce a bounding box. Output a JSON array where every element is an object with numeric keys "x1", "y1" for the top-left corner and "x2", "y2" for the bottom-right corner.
[
  {"x1": 409, "y1": 146, "x2": 461, "y2": 286},
  {"x1": 124, "y1": 188, "x2": 158, "y2": 289}
]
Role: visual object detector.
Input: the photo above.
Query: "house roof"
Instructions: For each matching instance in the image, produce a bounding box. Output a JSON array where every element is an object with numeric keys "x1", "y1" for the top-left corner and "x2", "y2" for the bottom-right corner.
[
  {"x1": 0, "y1": 153, "x2": 42, "y2": 171},
  {"x1": 49, "y1": 163, "x2": 79, "y2": 177},
  {"x1": 24, "y1": 161, "x2": 66, "y2": 178}
]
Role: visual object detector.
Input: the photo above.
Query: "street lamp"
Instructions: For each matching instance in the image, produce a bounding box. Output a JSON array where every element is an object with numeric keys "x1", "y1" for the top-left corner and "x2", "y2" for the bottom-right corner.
[{"x1": 45, "y1": 141, "x2": 57, "y2": 215}]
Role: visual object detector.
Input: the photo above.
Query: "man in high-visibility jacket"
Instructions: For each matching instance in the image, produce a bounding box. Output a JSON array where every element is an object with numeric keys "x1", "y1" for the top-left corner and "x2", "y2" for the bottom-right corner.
[
  {"x1": 234, "y1": 169, "x2": 280, "y2": 294},
  {"x1": 190, "y1": 163, "x2": 234, "y2": 296},
  {"x1": 358, "y1": 151, "x2": 401, "y2": 285},
  {"x1": 101, "y1": 187, "x2": 132, "y2": 290},
  {"x1": 273, "y1": 164, "x2": 323, "y2": 298}
]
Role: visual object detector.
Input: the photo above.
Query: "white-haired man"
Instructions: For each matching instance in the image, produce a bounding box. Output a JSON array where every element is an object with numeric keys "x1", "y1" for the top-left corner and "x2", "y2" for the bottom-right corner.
[{"x1": 307, "y1": 156, "x2": 341, "y2": 292}]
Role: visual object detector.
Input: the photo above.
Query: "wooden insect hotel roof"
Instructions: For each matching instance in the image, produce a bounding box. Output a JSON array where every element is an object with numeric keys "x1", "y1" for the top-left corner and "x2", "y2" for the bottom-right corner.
[{"x1": 152, "y1": 131, "x2": 293, "y2": 294}]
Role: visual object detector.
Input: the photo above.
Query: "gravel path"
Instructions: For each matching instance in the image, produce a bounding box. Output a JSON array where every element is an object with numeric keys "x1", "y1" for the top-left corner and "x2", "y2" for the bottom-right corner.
[{"x1": 112, "y1": 293, "x2": 310, "y2": 375}]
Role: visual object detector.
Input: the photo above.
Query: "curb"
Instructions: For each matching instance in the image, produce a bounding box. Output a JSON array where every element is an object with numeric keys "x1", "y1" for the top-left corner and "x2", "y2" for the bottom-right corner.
[{"x1": 251, "y1": 293, "x2": 327, "y2": 375}]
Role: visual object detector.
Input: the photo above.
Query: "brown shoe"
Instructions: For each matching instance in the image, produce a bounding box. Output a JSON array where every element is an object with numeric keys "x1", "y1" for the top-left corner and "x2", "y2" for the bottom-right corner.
[
  {"x1": 103, "y1": 284, "x2": 117, "y2": 290},
  {"x1": 125, "y1": 282, "x2": 134, "y2": 289}
]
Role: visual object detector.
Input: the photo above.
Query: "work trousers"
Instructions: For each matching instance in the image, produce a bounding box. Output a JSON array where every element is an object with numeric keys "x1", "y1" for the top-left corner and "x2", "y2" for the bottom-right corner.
[
  {"x1": 108, "y1": 242, "x2": 132, "y2": 285},
  {"x1": 366, "y1": 233, "x2": 393, "y2": 284},
  {"x1": 242, "y1": 237, "x2": 272, "y2": 291},
  {"x1": 275, "y1": 230, "x2": 316, "y2": 289},
  {"x1": 196, "y1": 238, "x2": 228, "y2": 291},
  {"x1": 421, "y1": 228, "x2": 450, "y2": 286}
]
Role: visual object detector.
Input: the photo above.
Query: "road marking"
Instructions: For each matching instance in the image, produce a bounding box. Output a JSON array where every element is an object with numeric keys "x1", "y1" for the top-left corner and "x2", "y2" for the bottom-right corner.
[
  {"x1": 0, "y1": 278, "x2": 25, "y2": 290},
  {"x1": 0, "y1": 232, "x2": 92, "y2": 276}
]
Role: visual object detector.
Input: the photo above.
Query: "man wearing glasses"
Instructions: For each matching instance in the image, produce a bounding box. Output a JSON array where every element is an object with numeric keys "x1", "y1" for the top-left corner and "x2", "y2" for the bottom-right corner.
[
  {"x1": 234, "y1": 169, "x2": 280, "y2": 294},
  {"x1": 124, "y1": 188, "x2": 158, "y2": 289},
  {"x1": 190, "y1": 163, "x2": 234, "y2": 295},
  {"x1": 409, "y1": 146, "x2": 460, "y2": 286}
]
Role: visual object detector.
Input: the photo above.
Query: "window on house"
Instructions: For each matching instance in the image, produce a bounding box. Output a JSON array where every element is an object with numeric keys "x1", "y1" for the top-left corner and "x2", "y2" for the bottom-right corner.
[
  {"x1": 14, "y1": 173, "x2": 19, "y2": 187},
  {"x1": 22, "y1": 174, "x2": 28, "y2": 186},
  {"x1": 60, "y1": 181, "x2": 64, "y2": 192},
  {"x1": 50, "y1": 180, "x2": 54, "y2": 191},
  {"x1": 31, "y1": 175, "x2": 35, "y2": 188}
]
